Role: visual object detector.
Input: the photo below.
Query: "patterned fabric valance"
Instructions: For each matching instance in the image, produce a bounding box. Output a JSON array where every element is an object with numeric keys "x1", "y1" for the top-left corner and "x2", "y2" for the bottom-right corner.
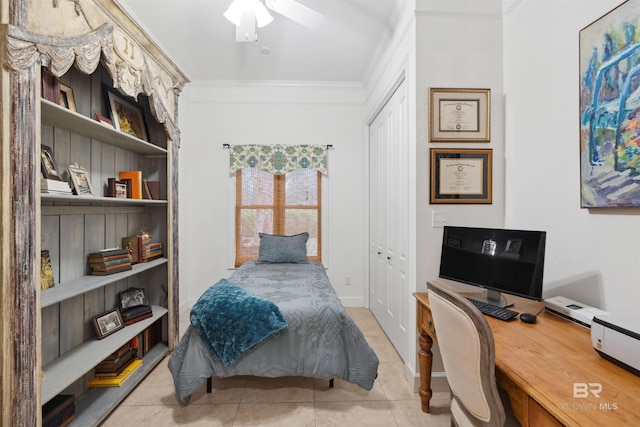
[{"x1": 229, "y1": 144, "x2": 328, "y2": 175}]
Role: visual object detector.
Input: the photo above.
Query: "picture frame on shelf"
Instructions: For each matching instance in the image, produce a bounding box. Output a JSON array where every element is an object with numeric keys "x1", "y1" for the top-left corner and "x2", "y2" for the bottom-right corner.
[
  {"x1": 104, "y1": 86, "x2": 149, "y2": 141},
  {"x1": 429, "y1": 88, "x2": 490, "y2": 142},
  {"x1": 92, "y1": 308, "x2": 125, "y2": 340},
  {"x1": 118, "y1": 287, "x2": 149, "y2": 311},
  {"x1": 107, "y1": 177, "x2": 129, "y2": 198},
  {"x1": 41, "y1": 145, "x2": 64, "y2": 181},
  {"x1": 68, "y1": 162, "x2": 94, "y2": 196},
  {"x1": 430, "y1": 148, "x2": 492, "y2": 204},
  {"x1": 93, "y1": 112, "x2": 114, "y2": 127},
  {"x1": 60, "y1": 84, "x2": 76, "y2": 112}
]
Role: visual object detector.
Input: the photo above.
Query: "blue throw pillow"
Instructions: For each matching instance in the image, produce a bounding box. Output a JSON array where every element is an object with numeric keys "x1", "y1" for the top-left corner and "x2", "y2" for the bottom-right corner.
[
  {"x1": 190, "y1": 279, "x2": 288, "y2": 366},
  {"x1": 257, "y1": 232, "x2": 309, "y2": 263}
]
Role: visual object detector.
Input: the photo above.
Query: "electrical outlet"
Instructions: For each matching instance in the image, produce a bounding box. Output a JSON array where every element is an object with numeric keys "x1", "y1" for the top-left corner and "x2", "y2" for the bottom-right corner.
[
  {"x1": 432, "y1": 211, "x2": 448, "y2": 228},
  {"x1": 345, "y1": 276, "x2": 351, "y2": 285}
]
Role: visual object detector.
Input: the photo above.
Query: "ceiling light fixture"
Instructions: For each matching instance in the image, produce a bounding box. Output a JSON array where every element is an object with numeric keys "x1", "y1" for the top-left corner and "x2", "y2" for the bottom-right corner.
[
  {"x1": 224, "y1": 0, "x2": 324, "y2": 43},
  {"x1": 224, "y1": 0, "x2": 273, "y2": 42}
]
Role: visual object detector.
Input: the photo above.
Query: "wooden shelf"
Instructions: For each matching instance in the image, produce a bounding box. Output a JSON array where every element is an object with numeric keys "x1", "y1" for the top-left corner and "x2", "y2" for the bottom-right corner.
[
  {"x1": 41, "y1": 258, "x2": 168, "y2": 308},
  {"x1": 71, "y1": 343, "x2": 168, "y2": 427},
  {"x1": 41, "y1": 99, "x2": 167, "y2": 156},
  {"x1": 41, "y1": 305, "x2": 168, "y2": 403},
  {"x1": 41, "y1": 193, "x2": 167, "y2": 206}
]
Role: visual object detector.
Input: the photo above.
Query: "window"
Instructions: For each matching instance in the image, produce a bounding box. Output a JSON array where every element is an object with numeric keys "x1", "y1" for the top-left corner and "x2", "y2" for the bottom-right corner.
[{"x1": 235, "y1": 168, "x2": 321, "y2": 266}]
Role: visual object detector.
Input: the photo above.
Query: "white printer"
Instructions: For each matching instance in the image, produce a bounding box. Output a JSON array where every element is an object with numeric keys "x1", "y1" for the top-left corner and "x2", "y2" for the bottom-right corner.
[
  {"x1": 544, "y1": 296, "x2": 609, "y2": 328},
  {"x1": 591, "y1": 315, "x2": 640, "y2": 377}
]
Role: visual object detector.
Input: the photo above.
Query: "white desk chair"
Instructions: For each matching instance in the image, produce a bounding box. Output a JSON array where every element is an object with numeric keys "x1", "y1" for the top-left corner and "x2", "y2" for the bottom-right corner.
[{"x1": 428, "y1": 281, "x2": 520, "y2": 427}]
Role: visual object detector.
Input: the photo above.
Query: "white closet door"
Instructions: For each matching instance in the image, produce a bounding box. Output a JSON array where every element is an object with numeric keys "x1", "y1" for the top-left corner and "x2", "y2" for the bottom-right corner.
[{"x1": 369, "y1": 79, "x2": 409, "y2": 361}]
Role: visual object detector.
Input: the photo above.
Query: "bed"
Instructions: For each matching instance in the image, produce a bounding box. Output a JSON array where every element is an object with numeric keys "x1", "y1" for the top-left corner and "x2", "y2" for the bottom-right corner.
[{"x1": 168, "y1": 259, "x2": 380, "y2": 405}]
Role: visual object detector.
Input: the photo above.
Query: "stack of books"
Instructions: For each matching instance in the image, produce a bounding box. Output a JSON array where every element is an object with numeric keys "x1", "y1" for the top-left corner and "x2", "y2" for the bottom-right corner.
[
  {"x1": 88, "y1": 358, "x2": 142, "y2": 388},
  {"x1": 142, "y1": 242, "x2": 163, "y2": 262},
  {"x1": 41, "y1": 178, "x2": 72, "y2": 195},
  {"x1": 42, "y1": 394, "x2": 74, "y2": 427},
  {"x1": 88, "y1": 342, "x2": 142, "y2": 388},
  {"x1": 88, "y1": 248, "x2": 132, "y2": 276},
  {"x1": 121, "y1": 304, "x2": 153, "y2": 326}
]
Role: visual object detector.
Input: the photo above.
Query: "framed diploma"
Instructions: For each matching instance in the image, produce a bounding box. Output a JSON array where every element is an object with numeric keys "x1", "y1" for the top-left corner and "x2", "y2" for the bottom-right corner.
[
  {"x1": 430, "y1": 148, "x2": 492, "y2": 204},
  {"x1": 429, "y1": 88, "x2": 490, "y2": 142}
]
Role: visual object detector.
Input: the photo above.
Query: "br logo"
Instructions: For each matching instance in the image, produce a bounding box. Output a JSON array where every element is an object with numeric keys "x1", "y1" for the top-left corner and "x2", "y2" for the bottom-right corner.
[{"x1": 573, "y1": 383, "x2": 602, "y2": 398}]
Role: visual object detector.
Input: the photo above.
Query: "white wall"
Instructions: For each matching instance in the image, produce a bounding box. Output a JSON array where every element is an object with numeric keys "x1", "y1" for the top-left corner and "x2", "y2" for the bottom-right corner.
[
  {"x1": 415, "y1": 1, "x2": 506, "y2": 296},
  {"x1": 178, "y1": 82, "x2": 367, "y2": 311},
  {"x1": 504, "y1": 0, "x2": 639, "y2": 314}
]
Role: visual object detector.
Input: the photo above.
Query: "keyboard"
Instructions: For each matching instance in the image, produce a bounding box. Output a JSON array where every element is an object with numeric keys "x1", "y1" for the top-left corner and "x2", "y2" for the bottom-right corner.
[{"x1": 467, "y1": 298, "x2": 519, "y2": 321}]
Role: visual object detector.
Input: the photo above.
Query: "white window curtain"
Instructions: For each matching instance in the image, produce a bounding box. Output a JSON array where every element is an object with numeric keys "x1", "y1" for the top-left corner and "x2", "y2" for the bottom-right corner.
[{"x1": 228, "y1": 144, "x2": 328, "y2": 175}]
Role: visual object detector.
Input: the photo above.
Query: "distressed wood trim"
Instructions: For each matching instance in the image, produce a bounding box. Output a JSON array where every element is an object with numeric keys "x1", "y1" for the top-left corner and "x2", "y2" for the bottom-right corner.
[
  {"x1": 168, "y1": 136, "x2": 180, "y2": 349},
  {"x1": 4, "y1": 23, "x2": 182, "y2": 142},
  {"x1": 9, "y1": 54, "x2": 39, "y2": 427}
]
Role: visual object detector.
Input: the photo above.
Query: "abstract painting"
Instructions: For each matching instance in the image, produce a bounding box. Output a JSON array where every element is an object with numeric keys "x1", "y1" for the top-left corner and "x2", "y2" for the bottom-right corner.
[{"x1": 580, "y1": 0, "x2": 640, "y2": 207}]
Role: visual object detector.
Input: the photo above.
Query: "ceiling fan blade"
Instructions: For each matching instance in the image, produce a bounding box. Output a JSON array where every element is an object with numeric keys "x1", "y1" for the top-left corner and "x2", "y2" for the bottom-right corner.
[{"x1": 265, "y1": 0, "x2": 324, "y2": 29}]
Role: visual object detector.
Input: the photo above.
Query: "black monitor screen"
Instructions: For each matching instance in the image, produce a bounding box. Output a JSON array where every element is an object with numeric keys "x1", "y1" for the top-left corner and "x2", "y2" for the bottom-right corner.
[{"x1": 439, "y1": 226, "x2": 546, "y2": 303}]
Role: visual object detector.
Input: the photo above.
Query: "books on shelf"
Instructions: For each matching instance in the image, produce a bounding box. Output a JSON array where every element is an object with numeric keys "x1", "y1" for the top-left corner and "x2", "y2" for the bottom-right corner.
[
  {"x1": 121, "y1": 305, "x2": 153, "y2": 326},
  {"x1": 42, "y1": 394, "x2": 74, "y2": 427},
  {"x1": 142, "y1": 242, "x2": 163, "y2": 262},
  {"x1": 88, "y1": 358, "x2": 142, "y2": 388},
  {"x1": 119, "y1": 171, "x2": 143, "y2": 199},
  {"x1": 94, "y1": 345, "x2": 134, "y2": 376},
  {"x1": 88, "y1": 248, "x2": 132, "y2": 276},
  {"x1": 143, "y1": 180, "x2": 160, "y2": 200},
  {"x1": 41, "y1": 178, "x2": 72, "y2": 195},
  {"x1": 41, "y1": 250, "x2": 55, "y2": 290}
]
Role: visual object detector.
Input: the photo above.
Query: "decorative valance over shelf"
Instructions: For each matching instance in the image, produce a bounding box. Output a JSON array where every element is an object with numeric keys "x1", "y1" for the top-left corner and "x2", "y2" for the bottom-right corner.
[{"x1": 228, "y1": 144, "x2": 328, "y2": 175}]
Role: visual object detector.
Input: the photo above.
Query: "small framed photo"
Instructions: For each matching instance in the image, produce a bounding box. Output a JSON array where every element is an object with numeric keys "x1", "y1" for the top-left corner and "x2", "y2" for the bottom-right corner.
[
  {"x1": 68, "y1": 162, "x2": 94, "y2": 196},
  {"x1": 429, "y1": 88, "x2": 490, "y2": 142},
  {"x1": 107, "y1": 178, "x2": 130, "y2": 198},
  {"x1": 92, "y1": 308, "x2": 125, "y2": 340},
  {"x1": 60, "y1": 84, "x2": 76, "y2": 112},
  {"x1": 93, "y1": 112, "x2": 114, "y2": 127},
  {"x1": 104, "y1": 87, "x2": 149, "y2": 141},
  {"x1": 430, "y1": 148, "x2": 492, "y2": 204},
  {"x1": 41, "y1": 145, "x2": 64, "y2": 181},
  {"x1": 119, "y1": 287, "x2": 149, "y2": 311}
]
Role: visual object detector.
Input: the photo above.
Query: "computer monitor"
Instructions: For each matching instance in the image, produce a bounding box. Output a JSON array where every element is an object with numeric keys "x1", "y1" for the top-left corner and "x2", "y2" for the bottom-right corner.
[{"x1": 439, "y1": 226, "x2": 547, "y2": 307}]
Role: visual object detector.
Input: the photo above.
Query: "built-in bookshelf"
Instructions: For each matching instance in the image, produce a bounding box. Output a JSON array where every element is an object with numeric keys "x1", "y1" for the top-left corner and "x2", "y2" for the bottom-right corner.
[
  {"x1": 0, "y1": 1, "x2": 188, "y2": 424},
  {"x1": 38, "y1": 63, "x2": 174, "y2": 425}
]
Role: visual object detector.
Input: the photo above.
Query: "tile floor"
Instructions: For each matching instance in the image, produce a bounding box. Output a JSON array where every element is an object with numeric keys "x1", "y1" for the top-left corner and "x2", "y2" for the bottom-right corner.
[{"x1": 102, "y1": 308, "x2": 451, "y2": 426}]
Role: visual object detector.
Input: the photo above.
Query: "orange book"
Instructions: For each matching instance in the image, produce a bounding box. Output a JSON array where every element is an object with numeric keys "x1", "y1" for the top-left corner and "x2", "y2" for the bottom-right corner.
[{"x1": 119, "y1": 171, "x2": 142, "y2": 199}]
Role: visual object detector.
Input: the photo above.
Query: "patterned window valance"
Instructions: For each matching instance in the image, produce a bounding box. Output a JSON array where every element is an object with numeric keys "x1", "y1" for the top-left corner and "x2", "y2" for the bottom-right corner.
[{"x1": 229, "y1": 144, "x2": 328, "y2": 175}]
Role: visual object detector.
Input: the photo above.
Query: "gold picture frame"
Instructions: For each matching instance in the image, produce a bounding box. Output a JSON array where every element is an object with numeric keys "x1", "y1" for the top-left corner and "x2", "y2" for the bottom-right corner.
[
  {"x1": 104, "y1": 86, "x2": 149, "y2": 141},
  {"x1": 60, "y1": 84, "x2": 76, "y2": 112},
  {"x1": 429, "y1": 88, "x2": 490, "y2": 142},
  {"x1": 430, "y1": 148, "x2": 492, "y2": 204}
]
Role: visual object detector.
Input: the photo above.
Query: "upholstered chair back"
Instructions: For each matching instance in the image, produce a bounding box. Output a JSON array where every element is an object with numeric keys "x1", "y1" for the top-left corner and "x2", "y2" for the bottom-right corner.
[{"x1": 428, "y1": 281, "x2": 508, "y2": 427}]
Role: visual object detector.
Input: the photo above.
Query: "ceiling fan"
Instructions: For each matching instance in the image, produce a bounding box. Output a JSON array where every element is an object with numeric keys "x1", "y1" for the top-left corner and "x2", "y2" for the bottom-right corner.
[{"x1": 224, "y1": 0, "x2": 324, "y2": 42}]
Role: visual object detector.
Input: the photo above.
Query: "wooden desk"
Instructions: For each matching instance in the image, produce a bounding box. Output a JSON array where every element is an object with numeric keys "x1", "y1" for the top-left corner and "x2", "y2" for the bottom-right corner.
[{"x1": 414, "y1": 282, "x2": 640, "y2": 427}]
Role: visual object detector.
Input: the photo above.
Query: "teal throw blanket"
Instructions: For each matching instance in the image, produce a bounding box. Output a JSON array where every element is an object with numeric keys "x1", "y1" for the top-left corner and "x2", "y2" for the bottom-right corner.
[{"x1": 190, "y1": 279, "x2": 288, "y2": 366}]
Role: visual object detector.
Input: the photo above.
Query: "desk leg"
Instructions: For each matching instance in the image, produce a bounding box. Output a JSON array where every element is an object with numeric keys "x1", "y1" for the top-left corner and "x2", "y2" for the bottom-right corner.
[{"x1": 418, "y1": 331, "x2": 433, "y2": 413}]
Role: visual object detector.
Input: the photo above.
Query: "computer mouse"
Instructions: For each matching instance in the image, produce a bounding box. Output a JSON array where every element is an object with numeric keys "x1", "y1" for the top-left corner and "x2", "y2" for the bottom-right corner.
[{"x1": 520, "y1": 313, "x2": 537, "y2": 324}]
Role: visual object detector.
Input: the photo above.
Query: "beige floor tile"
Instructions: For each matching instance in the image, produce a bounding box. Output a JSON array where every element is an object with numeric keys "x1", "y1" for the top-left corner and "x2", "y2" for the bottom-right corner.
[
  {"x1": 233, "y1": 402, "x2": 316, "y2": 426},
  {"x1": 240, "y1": 376, "x2": 315, "y2": 403},
  {"x1": 389, "y1": 399, "x2": 451, "y2": 427},
  {"x1": 313, "y1": 377, "x2": 387, "y2": 402},
  {"x1": 155, "y1": 403, "x2": 238, "y2": 426},
  {"x1": 315, "y1": 400, "x2": 398, "y2": 426},
  {"x1": 102, "y1": 404, "x2": 168, "y2": 426},
  {"x1": 101, "y1": 309, "x2": 451, "y2": 426}
]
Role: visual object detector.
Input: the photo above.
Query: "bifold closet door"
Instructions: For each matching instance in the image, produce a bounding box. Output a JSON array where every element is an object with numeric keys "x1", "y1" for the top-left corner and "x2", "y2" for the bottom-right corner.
[{"x1": 368, "y1": 79, "x2": 410, "y2": 362}]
